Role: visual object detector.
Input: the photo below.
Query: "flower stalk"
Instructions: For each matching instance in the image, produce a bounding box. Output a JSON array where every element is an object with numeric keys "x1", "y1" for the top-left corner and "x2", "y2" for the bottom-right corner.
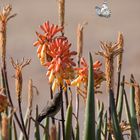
[
  {"x1": 96, "y1": 41, "x2": 123, "y2": 93},
  {"x1": 1, "y1": 113, "x2": 8, "y2": 140},
  {"x1": 0, "y1": 5, "x2": 25, "y2": 137},
  {"x1": 116, "y1": 32, "x2": 124, "y2": 106},
  {"x1": 11, "y1": 57, "x2": 31, "y2": 140},
  {"x1": 0, "y1": 5, "x2": 16, "y2": 69},
  {"x1": 58, "y1": 0, "x2": 65, "y2": 35}
]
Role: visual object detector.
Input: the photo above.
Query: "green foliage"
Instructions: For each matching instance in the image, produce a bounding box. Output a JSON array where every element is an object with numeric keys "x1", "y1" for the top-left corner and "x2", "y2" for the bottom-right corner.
[
  {"x1": 83, "y1": 53, "x2": 95, "y2": 140},
  {"x1": 96, "y1": 102, "x2": 104, "y2": 140},
  {"x1": 43, "y1": 117, "x2": 50, "y2": 140},
  {"x1": 56, "y1": 122, "x2": 61, "y2": 140},
  {"x1": 101, "y1": 111, "x2": 107, "y2": 140},
  {"x1": 75, "y1": 120, "x2": 79, "y2": 140},
  {"x1": 110, "y1": 89, "x2": 124, "y2": 140},
  {"x1": 117, "y1": 76, "x2": 124, "y2": 122},
  {"x1": 34, "y1": 105, "x2": 40, "y2": 140},
  {"x1": 129, "y1": 75, "x2": 139, "y2": 139},
  {"x1": 13, "y1": 121, "x2": 18, "y2": 140},
  {"x1": 65, "y1": 100, "x2": 73, "y2": 140}
]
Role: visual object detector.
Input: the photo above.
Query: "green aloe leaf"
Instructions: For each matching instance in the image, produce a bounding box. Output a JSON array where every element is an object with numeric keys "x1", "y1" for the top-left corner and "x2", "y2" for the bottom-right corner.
[
  {"x1": 13, "y1": 121, "x2": 18, "y2": 140},
  {"x1": 19, "y1": 108, "x2": 30, "y2": 140},
  {"x1": 117, "y1": 76, "x2": 125, "y2": 122},
  {"x1": 124, "y1": 89, "x2": 131, "y2": 122},
  {"x1": 110, "y1": 89, "x2": 124, "y2": 140},
  {"x1": 57, "y1": 121, "x2": 61, "y2": 140},
  {"x1": 65, "y1": 100, "x2": 73, "y2": 140},
  {"x1": 0, "y1": 68, "x2": 5, "y2": 90},
  {"x1": 8, "y1": 116, "x2": 12, "y2": 140},
  {"x1": 96, "y1": 102, "x2": 104, "y2": 140},
  {"x1": 34, "y1": 105, "x2": 40, "y2": 140},
  {"x1": 101, "y1": 111, "x2": 107, "y2": 140},
  {"x1": 83, "y1": 53, "x2": 95, "y2": 140},
  {"x1": 75, "y1": 120, "x2": 79, "y2": 140},
  {"x1": 129, "y1": 74, "x2": 139, "y2": 139},
  {"x1": 43, "y1": 117, "x2": 49, "y2": 140}
]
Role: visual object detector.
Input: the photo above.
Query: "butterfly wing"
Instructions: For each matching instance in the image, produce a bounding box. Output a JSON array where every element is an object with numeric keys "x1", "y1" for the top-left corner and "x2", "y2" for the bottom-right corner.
[
  {"x1": 100, "y1": 3, "x2": 111, "y2": 18},
  {"x1": 101, "y1": 8, "x2": 111, "y2": 18},
  {"x1": 95, "y1": 6, "x2": 102, "y2": 16}
]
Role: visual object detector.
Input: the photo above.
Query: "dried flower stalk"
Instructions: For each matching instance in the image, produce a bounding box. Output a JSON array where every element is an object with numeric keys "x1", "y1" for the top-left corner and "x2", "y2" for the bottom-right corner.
[
  {"x1": 117, "y1": 32, "x2": 124, "y2": 72},
  {"x1": 77, "y1": 22, "x2": 87, "y2": 66},
  {"x1": 58, "y1": 0, "x2": 65, "y2": 29},
  {"x1": 10, "y1": 57, "x2": 31, "y2": 140},
  {"x1": 135, "y1": 85, "x2": 140, "y2": 125},
  {"x1": 96, "y1": 41, "x2": 123, "y2": 92},
  {"x1": 10, "y1": 57, "x2": 31, "y2": 100},
  {"x1": 1, "y1": 113, "x2": 8, "y2": 140},
  {"x1": 76, "y1": 22, "x2": 88, "y2": 119},
  {"x1": 0, "y1": 4, "x2": 16, "y2": 69}
]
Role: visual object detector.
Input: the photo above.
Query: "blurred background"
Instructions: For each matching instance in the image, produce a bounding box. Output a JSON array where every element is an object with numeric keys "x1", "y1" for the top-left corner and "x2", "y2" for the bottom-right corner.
[{"x1": 1, "y1": 0, "x2": 140, "y2": 138}]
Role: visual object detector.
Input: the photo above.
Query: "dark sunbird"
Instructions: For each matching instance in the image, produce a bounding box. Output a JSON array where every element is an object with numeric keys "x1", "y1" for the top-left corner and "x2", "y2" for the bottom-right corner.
[{"x1": 37, "y1": 91, "x2": 62, "y2": 123}]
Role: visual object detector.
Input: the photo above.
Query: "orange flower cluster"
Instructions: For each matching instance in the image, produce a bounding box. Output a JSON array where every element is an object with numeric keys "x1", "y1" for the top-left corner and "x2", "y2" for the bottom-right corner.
[
  {"x1": 34, "y1": 21, "x2": 65, "y2": 65},
  {"x1": 71, "y1": 57, "x2": 105, "y2": 99},
  {"x1": 34, "y1": 21, "x2": 105, "y2": 95},
  {"x1": 34, "y1": 21, "x2": 77, "y2": 92}
]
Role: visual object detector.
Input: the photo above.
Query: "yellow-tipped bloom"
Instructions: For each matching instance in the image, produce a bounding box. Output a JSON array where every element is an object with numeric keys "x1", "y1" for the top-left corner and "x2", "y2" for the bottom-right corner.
[
  {"x1": 34, "y1": 21, "x2": 77, "y2": 92},
  {"x1": 71, "y1": 57, "x2": 105, "y2": 99},
  {"x1": 44, "y1": 38, "x2": 77, "y2": 92},
  {"x1": 34, "y1": 21, "x2": 65, "y2": 65}
]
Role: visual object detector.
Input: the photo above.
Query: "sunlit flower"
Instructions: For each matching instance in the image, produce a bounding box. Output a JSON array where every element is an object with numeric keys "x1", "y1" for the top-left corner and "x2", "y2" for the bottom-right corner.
[
  {"x1": 33, "y1": 21, "x2": 65, "y2": 65},
  {"x1": 44, "y1": 38, "x2": 77, "y2": 92},
  {"x1": 0, "y1": 89, "x2": 9, "y2": 112},
  {"x1": 71, "y1": 57, "x2": 105, "y2": 99}
]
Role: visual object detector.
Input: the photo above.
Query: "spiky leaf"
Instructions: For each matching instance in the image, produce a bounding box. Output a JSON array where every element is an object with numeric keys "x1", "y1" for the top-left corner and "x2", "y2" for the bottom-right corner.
[
  {"x1": 65, "y1": 100, "x2": 73, "y2": 140},
  {"x1": 110, "y1": 89, "x2": 124, "y2": 140},
  {"x1": 83, "y1": 53, "x2": 95, "y2": 140},
  {"x1": 117, "y1": 76, "x2": 125, "y2": 122},
  {"x1": 96, "y1": 102, "x2": 104, "y2": 140}
]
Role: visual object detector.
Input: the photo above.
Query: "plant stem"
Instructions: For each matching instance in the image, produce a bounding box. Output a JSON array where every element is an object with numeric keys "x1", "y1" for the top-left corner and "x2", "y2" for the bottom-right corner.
[
  {"x1": 64, "y1": 83, "x2": 69, "y2": 109},
  {"x1": 108, "y1": 95, "x2": 112, "y2": 140},
  {"x1": 18, "y1": 99, "x2": 28, "y2": 140},
  {"x1": 2, "y1": 68, "x2": 24, "y2": 133},
  {"x1": 27, "y1": 110, "x2": 32, "y2": 138},
  {"x1": 49, "y1": 85, "x2": 55, "y2": 124},
  {"x1": 60, "y1": 86, "x2": 65, "y2": 140},
  {"x1": 116, "y1": 71, "x2": 121, "y2": 107}
]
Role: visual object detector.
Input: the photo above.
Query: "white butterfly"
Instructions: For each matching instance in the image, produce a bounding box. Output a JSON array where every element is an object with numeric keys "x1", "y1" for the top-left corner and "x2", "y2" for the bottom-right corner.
[{"x1": 95, "y1": 2, "x2": 111, "y2": 18}]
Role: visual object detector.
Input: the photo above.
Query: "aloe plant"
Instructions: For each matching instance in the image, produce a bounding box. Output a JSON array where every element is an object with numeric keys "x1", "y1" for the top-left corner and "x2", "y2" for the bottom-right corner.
[
  {"x1": 83, "y1": 53, "x2": 95, "y2": 140},
  {"x1": 57, "y1": 121, "x2": 61, "y2": 140},
  {"x1": 65, "y1": 100, "x2": 73, "y2": 140},
  {"x1": 96, "y1": 102, "x2": 104, "y2": 140},
  {"x1": 34, "y1": 105, "x2": 40, "y2": 140},
  {"x1": 110, "y1": 89, "x2": 124, "y2": 140},
  {"x1": 129, "y1": 75, "x2": 139, "y2": 139},
  {"x1": 117, "y1": 76, "x2": 125, "y2": 122},
  {"x1": 13, "y1": 121, "x2": 18, "y2": 140},
  {"x1": 75, "y1": 120, "x2": 79, "y2": 140},
  {"x1": 43, "y1": 117, "x2": 50, "y2": 140},
  {"x1": 101, "y1": 111, "x2": 107, "y2": 140}
]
